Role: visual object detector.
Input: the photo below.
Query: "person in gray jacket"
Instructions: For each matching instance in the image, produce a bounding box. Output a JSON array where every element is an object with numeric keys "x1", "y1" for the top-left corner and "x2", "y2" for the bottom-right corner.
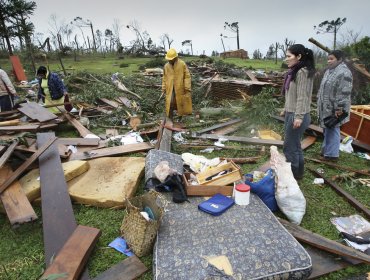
[
  {"x1": 282, "y1": 44, "x2": 316, "y2": 180},
  {"x1": 0, "y1": 65, "x2": 17, "y2": 111},
  {"x1": 317, "y1": 50, "x2": 353, "y2": 161}
]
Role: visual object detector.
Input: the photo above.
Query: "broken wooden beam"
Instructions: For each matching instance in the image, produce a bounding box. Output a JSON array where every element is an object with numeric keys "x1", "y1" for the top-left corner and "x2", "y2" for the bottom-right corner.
[
  {"x1": 194, "y1": 134, "x2": 284, "y2": 146},
  {"x1": 0, "y1": 137, "x2": 56, "y2": 194},
  {"x1": 0, "y1": 165, "x2": 37, "y2": 226},
  {"x1": 63, "y1": 112, "x2": 98, "y2": 138},
  {"x1": 159, "y1": 117, "x2": 173, "y2": 152},
  {"x1": 301, "y1": 136, "x2": 317, "y2": 150},
  {"x1": 0, "y1": 119, "x2": 20, "y2": 126},
  {"x1": 195, "y1": 118, "x2": 242, "y2": 135},
  {"x1": 0, "y1": 124, "x2": 40, "y2": 132},
  {"x1": 93, "y1": 256, "x2": 147, "y2": 280},
  {"x1": 37, "y1": 133, "x2": 90, "y2": 280},
  {"x1": 0, "y1": 140, "x2": 18, "y2": 169},
  {"x1": 99, "y1": 98, "x2": 120, "y2": 108},
  {"x1": 70, "y1": 142, "x2": 153, "y2": 161},
  {"x1": 308, "y1": 167, "x2": 370, "y2": 219},
  {"x1": 279, "y1": 218, "x2": 370, "y2": 264},
  {"x1": 306, "y1": 158, "x2": 370, "y2": 176},
  {"x1": 57, "y1": 138, "x2": 100, "y2": 146},
  {"x1": 41, "y1": 225, "x2": 101, "y2": 280}
]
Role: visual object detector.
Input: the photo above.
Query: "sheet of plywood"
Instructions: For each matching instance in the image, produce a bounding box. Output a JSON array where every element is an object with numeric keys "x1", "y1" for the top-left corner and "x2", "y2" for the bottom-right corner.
[
  {"x1": 18, "y1": 160, "x2": 89, "y2": 203},
  {"x1": 0, "y1": 166, "x2": 37, "y2": 226},
  {"x1": 41, "y1": 225, "x2": 101, "y2": 280},
  {"x1": 18, "y1": 102, "x2": 58, "y2": 122},
  {"x1": 68, "y1": 157, "x2": 145, "y2": 208}
]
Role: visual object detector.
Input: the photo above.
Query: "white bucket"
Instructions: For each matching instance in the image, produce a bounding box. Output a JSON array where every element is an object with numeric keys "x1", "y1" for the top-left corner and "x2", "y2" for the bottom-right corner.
[{"x1": 234, "y1": 183, "x2": 250, "y2": 206}]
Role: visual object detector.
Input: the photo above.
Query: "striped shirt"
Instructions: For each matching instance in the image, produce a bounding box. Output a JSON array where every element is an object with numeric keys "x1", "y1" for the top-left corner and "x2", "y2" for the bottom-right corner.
[
  {"x1": 284, "y1": 67, "x2": 313, "y2": 120},
  {"x1": 0, "y1": 69, "x2": 17, "y2": 97}
]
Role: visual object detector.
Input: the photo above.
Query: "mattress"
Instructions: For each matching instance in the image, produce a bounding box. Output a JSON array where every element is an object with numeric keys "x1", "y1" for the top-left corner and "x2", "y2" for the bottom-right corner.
[{"x1": 154, "y1": 194, "x2": 312, "y2": 279}]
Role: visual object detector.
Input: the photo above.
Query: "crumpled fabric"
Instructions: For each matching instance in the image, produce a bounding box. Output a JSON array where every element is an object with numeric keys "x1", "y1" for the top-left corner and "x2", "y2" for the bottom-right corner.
[{"x1": 181, "y1": 152, "x2": 220, "y2": 173}]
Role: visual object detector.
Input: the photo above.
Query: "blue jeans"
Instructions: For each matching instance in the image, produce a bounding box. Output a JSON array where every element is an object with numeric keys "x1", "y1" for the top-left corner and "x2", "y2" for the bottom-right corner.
[
  {"x1": 0, "y1": 95, "x2": 14, "y2": 111},
  {"x1": 322, "y1": 127, "x2": 340, "y2": 158},
  {"x1": 283, "y1": 112, "x2": 311, "y2": 179}
]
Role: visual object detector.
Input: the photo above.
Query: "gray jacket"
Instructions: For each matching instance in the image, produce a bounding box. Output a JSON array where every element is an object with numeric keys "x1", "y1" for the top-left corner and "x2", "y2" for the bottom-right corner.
[{"x1": 317, "y1": 62, "x2": 353, "y2": 127}]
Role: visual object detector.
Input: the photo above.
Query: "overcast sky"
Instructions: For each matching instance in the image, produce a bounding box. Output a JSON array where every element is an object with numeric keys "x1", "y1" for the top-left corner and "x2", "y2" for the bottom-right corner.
[{"x1": 30, "y1": 0, "x2": 370, "y2": 56}]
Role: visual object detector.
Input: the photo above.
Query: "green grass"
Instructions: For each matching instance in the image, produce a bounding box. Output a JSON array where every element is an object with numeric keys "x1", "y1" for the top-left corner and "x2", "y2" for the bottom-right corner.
[
  {"x1": 0, "y1": 55, "x2": 369, "y2": 279},
  {"x1": 212, "y1": 57, "x2": 283, "y2": 71}
]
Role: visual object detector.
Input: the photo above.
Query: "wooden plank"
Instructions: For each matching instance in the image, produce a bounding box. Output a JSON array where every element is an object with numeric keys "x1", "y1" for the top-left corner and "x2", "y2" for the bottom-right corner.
[
  {"x1": 195, "y1": 118, "x2": 242, "y2": 135},
  {"x1": 41, "y1": 225, "x2": 101, "y2": 280},
  {"x1": 0, "y1": 166, "x2": 37, "y2": 226},
  {"x1": 306, "y1": 158, "x2": 370, "y2": 176},
  {"x1": 116, "y1": 96, "x2": 132, "y2": 108},
  {"x1": 0, "y1": 145, "x2": 5, "y2": 155},
  {"x1": 308, "y1": 167, "x2": 370, "y2": 219},
  {"x1": 212, "y1": 122, "x2": 243, "y2": 136},
  {"x1": 57, "y1": 138, "x2": 100, "y2": 146},
  {"x1": 9, "y1": 55, "x2": 27, "y2": 81},
  {"x1": 70, "y1": 142, "x2": 153, "y2": 160},
  {"x1": 0, "y1": 137, "x2": 56, "y2": 194},
  {"x1": 99, "y1": 98, "x2": 120, "y2": 108},
  {"x1": 63, "y1": 112, "x2": 97, "y2": 138},
  {"x1": 159, "y1": 117, "x2": 172, "y2": 152},
  {"x1": 0, "y1": 124, "x2": 40, "y2": 132},
  {"x1": 155, "y1": 117, "x2": 166, "y2": 150},
  {"x1": 0, "y1": 119, "x2": 20, "y2": 126},
  {"x1": 195, "y1": 134, "x2": 284, "y2": 146},
  {"x1": 301, "y1": 136, "x2": 317, "y2": 150},
  {"x1": 0, "y1": 140, "x2": 18, "y2": 169},
  {"x1": 93, "y1": 256, "x2": 147, "y2": 280},
  {"x1": 245, "y1": 70, "x2": 258, "y2": 82},
  {"x1": 220, "y1": 156, "x2": 260, "y2": 164},
  {"x1": 279, "y1": 218, "x2": 370, "y2": 264},
  {"x1": 37, "y1": 133, "x2": 90, "y2": 280},
  {"x1": 18, "y1": 102, "x2": 58, "y2": 122},
  {"x1": 306, "y1": 246, "x2": 361, "y2": 279}
]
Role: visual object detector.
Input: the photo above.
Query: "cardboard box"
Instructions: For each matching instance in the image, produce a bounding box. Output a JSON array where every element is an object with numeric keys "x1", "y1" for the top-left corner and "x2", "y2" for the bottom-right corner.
[
  {"x1": 183, "y1": 173, "x2": 234, "y2": 196},
  {"x1": 196, "y1": 161, "x2": 243, "y2": 186},
  {"x1": 258, "y1": 130, "x2": 282, "y2": 141}
]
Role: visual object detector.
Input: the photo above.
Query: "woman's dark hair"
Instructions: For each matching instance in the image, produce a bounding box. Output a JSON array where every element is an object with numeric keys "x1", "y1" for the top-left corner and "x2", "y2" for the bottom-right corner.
[
  {"x1": 36, "y1": 66, "x2": 47, "y2": 75},
  {"x1": 288, "y1": 44, "x2": 316, "y2": 79},
  {"x1": 329, "y1": 50, "x2": 345, "y2": 61}
]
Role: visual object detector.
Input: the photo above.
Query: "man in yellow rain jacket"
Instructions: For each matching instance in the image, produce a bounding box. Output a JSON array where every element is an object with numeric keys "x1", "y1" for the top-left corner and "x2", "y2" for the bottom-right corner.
[{"x1": 162, "y1": 48, "x2": 192, "y2": 118}]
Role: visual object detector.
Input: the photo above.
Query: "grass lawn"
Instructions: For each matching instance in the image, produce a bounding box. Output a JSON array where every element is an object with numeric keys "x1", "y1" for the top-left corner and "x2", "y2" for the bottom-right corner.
[{"x1": 0, "y1": 55, "x2": 369, "y2": 279}]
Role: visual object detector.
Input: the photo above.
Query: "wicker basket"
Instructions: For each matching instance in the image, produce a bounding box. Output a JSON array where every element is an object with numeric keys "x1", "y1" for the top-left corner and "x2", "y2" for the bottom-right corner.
[{"x1": 120, "y1": 191, "x2": 164, "y2": 257}]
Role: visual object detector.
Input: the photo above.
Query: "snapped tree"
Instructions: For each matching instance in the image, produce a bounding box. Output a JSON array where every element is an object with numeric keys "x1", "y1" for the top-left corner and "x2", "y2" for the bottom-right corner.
[
  {"x1": 314, "y1": 17, "x2": 347, "y2": 50},
  {"x1": 224, "y1": 21, "x2": 240, "y2": 50}
]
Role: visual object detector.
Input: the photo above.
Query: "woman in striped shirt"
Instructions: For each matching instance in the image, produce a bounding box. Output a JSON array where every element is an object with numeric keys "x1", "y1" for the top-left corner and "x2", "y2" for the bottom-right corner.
[{"x1": 282, "y1": 44, "x2": 316, "y2": 180}]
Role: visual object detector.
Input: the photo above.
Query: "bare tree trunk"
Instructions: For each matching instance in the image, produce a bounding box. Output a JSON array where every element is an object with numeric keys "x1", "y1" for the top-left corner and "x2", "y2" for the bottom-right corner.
[
  {"x1": 58, "y1": 52, "x2": 67, "y2": 76},
  {"x1": 90, "y1": 23, "x2": 96, "y2": 51},
  {"x1": 0, "y1": 12, "x2": 13, "y2": 55},
  {"x1": 275, "y1": 42, "x2": 278, "y2": 64}
]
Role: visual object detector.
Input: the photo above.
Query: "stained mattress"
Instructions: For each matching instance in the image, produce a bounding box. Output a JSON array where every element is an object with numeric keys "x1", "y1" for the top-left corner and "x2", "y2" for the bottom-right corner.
[{"x1": 154, "y1": 194, "x2": 312, "y2": 279}]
